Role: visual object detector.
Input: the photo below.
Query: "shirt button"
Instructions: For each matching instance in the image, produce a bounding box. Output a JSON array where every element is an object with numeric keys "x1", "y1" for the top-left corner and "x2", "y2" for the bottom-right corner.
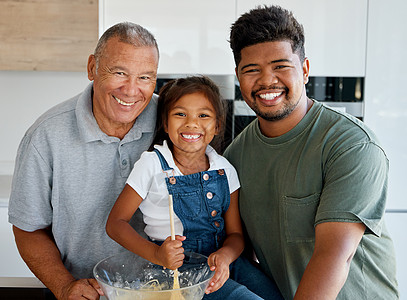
[
  {"x1": 218, "y1": 169, "x2": 225, "y2": 175},
  {"x1": 122, "y1": 159, "x2": 127, "y2": 166},
  {"x1": 214, "y1": 221, "x2": 220, "y2": 227},
  {"x1": 206, "y1": 192, "x2": 213, "y2": 199},
  {"x1": 211, "y1": 210, "x2": 217, "y2": 217},
  {"x1": 203, "y1": 173, "x2": 210, "y2": 181}
]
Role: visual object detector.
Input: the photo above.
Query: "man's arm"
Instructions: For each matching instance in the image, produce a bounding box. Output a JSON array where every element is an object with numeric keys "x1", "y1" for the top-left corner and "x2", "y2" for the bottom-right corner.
[
  {"x1": 294, "y1": 221, "x2": 365, "y2": 300},
  {"x1": 13, "y1": 226, "x2": 103, "y2": 300}
]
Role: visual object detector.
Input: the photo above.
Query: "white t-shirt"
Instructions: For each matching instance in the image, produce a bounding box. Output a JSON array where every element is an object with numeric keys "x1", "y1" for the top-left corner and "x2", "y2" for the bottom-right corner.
[{"x1": 126, "y1": 141, "x2": 240, "y2": 241}]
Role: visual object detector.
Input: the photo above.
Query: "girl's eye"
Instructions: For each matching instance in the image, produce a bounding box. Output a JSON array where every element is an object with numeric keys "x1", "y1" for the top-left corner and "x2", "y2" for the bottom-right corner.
[
  {"x1": 199, "y1": 114, "x2": 210, "y2": 118},
  {"x1": 175, "y1": 112, "x2": 186, "y2": 117}
]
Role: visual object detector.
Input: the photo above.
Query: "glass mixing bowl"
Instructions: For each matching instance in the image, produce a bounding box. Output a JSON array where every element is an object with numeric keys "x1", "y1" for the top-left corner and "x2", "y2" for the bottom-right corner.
[{"x1": 93, "y1": 250, "x2": 214, "y2": 300}]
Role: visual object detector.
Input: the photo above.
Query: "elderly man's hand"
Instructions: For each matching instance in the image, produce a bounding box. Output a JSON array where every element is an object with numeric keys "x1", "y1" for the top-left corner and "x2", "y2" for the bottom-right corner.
[{"x1": 59, "y1": 278, "x2": 104, "y2": 300}]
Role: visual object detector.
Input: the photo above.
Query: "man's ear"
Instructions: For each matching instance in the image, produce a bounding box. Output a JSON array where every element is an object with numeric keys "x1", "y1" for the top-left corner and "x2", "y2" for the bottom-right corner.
[
  {"x1": 302, "y1": 57, "x2": 310, "y2": 84},
  {"x1": 87, "y1": 54, "x2": 96, "y2": 81}
]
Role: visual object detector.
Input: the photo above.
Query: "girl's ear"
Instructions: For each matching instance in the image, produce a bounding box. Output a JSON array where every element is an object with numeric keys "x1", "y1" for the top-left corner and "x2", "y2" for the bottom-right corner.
[{"x1": 214, "y1": 122, "x2": 220, "y2": 135}]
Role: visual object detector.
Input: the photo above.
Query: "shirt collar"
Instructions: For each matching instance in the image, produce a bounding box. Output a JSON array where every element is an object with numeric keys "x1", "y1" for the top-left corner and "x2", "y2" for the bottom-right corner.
[{"x1": 154, "y1": 140, "x2": 229, "y2": 172}]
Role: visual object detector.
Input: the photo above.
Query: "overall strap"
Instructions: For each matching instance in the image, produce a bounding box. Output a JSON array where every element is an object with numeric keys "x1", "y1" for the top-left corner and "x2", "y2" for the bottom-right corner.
[{"x1": 153, "y1": 149, "x2": 173, "y2": 171}]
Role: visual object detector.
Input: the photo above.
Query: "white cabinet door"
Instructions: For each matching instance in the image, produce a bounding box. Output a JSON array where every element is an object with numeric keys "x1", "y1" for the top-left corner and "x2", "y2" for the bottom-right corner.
[
  {"x1": 102, "y1": 0, "x2": 236, "y2": 75},
  {"x1": 0, "y1": 207, "x2": 35, "y2": 277},
  {"x1": 364, "y1": 0, "x2": 407, "y2": 210},
  {"x1": 236, "y1": 0, "x2": 368, "y2": 77}
]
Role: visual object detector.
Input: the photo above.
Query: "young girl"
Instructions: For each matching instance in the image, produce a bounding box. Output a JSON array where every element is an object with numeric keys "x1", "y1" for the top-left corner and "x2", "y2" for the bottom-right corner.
[{"x1": 106, "y1": 76, "x2": 282, "y2": 299}]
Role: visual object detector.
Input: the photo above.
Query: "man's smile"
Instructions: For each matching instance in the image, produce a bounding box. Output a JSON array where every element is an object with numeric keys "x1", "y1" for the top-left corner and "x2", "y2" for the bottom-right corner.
[
  {"x1": 113, "y1": 95, "x2": 136, "y2": 106},
  {"x1": 258, "y1": 92, "x2": 283, "y2": 100}
]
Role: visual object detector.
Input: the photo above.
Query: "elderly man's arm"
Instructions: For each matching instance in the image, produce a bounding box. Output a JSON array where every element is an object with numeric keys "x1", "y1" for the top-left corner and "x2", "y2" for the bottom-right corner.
[
  {"x1": 294, "y1": 221, "x2": 365, "y2": 300},
  {"x1": 13, "y1": 226, "x2": 103, "y2": 300}
]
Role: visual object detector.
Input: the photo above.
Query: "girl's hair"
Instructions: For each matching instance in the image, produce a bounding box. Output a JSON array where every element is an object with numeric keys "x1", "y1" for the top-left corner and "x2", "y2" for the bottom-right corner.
[{"x1": 149, "y1": 76, "x2": 226, "y2": 153}]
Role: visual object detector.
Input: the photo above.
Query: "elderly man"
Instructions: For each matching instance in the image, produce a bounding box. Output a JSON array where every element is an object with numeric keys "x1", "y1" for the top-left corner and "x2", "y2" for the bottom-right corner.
[{"x1": 8, "y1": 22, "x2": 159, "y2": 299}]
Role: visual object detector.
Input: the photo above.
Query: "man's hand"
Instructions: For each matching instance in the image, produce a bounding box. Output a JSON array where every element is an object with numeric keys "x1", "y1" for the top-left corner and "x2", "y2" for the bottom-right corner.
[
  {"x1": 13, "y1": 227, "x2": 103, "y2": 300},
  {"x1": 58, "y1": 278, "x2": 103, "y2": 300}
]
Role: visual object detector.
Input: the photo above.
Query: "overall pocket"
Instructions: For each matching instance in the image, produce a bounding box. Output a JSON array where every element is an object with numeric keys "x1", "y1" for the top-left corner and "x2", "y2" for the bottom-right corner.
[{"x1": 175, "y1": 190, "x2": 203, "y2": 219}]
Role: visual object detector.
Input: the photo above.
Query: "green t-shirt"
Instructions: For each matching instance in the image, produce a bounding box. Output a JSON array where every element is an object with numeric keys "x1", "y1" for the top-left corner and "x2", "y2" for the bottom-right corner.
[{"x1": 224, "y1": 100, "x2": 398, "y2": 299}]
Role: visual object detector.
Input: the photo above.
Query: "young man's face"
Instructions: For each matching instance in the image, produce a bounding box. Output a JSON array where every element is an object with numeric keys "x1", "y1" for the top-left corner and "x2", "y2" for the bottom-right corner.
[{"x1": 236, "y1": 41, "x2": 309, "y2": 123}]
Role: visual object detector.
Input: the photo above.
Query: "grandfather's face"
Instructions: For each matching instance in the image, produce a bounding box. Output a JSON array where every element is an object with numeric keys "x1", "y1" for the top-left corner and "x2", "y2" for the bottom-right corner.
[
  {"x1": 236, "y1": 41, "x2": 309, "y2": 123},
  {"x1": 87, "y1": 36, "x2": 159, "y2": 137}
]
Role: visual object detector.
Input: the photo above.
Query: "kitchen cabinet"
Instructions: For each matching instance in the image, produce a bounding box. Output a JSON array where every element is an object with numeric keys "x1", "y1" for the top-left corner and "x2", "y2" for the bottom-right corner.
[
  {"x1": 0, "y1": 0, "x2": 98, "y2": 71},
  {"x1": 101, "y1": 0, "x2": 236, "y2": 75},
  {"x1": 101, "y1": 0, "x2": 367, "y2": 77},
  {"x1": 236, "y1": 0, "x2": 368, "y2": 77},
  {"x1": 364, "y1": 0, "x2": 407, "y2": 298},
  {"x1": 0, "y1": 206, "x2": 35, "y2": 278},
  {"x1": 364, "y1": 0, "x2": 407, "y2": 210}
]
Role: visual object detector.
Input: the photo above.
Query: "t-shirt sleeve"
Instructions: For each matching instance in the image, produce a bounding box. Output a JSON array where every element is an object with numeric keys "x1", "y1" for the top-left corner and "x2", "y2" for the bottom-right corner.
[
  {"x1": 8, "y1": 135, "x2": 53, "y2": 232},
  {"x1": 315, "y1": 141, "x2": 388, "y2": 236},
  {"x1": 126, "y1": 151, "x2": 160, "y2": 199}
]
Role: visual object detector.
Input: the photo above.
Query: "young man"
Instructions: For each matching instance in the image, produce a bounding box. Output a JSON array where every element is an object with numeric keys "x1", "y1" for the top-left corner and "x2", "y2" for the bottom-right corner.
[
  {"x1": 224, "y1": 5, "x2": 399, "y2": 299},
  {"x1": 8, "y1": 22, "x2": 159, "y2": 299}
]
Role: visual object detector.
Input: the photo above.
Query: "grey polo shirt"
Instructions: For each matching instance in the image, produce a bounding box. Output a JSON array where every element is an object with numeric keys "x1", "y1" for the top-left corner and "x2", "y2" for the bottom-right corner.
[{"x1": 8, "y1": 82, "x2": 157, "y2": 278}]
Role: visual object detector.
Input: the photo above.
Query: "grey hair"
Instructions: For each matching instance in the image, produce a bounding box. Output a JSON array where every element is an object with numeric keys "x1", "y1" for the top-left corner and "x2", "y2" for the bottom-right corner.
[{"x1": 94, "y1": 22, "x2": 159, "y2": 71}]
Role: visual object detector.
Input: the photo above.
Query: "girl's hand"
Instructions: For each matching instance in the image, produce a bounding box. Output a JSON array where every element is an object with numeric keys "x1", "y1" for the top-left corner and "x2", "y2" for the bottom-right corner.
[
  {"x1": 155, "y1": 235, "x2": 186, "y2": 270},
  {"x1": 205, "y1": 251, "x2": 231, "y2": 294}
]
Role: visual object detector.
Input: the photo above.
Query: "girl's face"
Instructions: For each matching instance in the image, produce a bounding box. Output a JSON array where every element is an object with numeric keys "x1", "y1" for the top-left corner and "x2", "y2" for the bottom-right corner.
[{"x1": 165, "y1": 92, "x2": 219, "y2": 156}]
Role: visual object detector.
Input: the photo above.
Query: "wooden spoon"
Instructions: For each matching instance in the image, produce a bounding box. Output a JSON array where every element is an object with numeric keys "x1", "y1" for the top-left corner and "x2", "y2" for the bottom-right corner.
[{"x1": 168, "y1": 195, "x2": 184, "y2": 299}]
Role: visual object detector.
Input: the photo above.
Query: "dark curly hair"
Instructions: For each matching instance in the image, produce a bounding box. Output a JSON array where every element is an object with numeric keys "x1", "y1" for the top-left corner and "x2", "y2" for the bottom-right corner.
[
  {"x1": 230, "y1": 5, "x2": 305, "y2": 66},
  {"x1": 149, "y1": 76, "x2": 226, "y2": 153}
]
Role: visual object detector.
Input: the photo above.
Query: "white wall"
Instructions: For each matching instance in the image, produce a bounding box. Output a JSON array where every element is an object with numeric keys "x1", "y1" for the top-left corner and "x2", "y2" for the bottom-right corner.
[{"x1": 0, "y1": 71, "x2": 89, "y2": 170}]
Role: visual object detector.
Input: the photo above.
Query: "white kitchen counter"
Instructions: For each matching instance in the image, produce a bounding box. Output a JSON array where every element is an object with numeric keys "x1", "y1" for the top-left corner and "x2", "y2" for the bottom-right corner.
[{"x1": 0, "y1": 277, "x2": 44, "y2": 288}]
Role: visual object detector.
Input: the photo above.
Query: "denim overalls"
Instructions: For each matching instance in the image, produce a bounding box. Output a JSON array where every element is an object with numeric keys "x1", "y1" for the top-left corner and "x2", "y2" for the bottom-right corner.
[
  {"x1": 153, "y1": 149, "x2": 284, "y2": 300},
  {"x1": 154, "y1": 149, "x2": 229, "y2": 257}
]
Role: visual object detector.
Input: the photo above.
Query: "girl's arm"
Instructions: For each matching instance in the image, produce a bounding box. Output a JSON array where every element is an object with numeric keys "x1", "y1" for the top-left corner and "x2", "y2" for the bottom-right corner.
[
  {"x1": 106, "y1": 184, "x2": 185, "y2": 270},
  {"x1": 206, "y1": 189, "x2": 244, "y2": 294}
]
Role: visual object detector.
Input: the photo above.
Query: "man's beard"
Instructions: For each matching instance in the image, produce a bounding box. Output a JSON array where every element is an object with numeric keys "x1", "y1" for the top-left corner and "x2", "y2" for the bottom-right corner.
[{"x1": 248, "y1": 89, "x2": 299, "y2": 121}]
